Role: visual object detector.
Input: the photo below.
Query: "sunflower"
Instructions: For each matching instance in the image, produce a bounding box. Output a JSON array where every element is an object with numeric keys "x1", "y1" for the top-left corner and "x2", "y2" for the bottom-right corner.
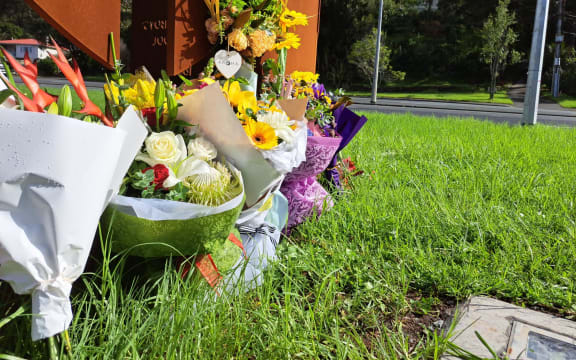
[
  {"x1": 279, "y1": 9, "x2": 308, "y2": 28},
  {"x1": 243, "y1": 119, "x2": 278, "y2": 150},
  {"x1": 275, "y1": 32, "x2": 301, "y2": 50}
]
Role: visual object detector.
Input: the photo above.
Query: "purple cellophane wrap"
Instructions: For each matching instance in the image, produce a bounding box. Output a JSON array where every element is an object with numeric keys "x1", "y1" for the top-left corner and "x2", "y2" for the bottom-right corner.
[
  {"x1": 281, "y1": 135, "x2": 342, "y2": 230},
  {"x1": 324, "y1": 107, "x2": 368, "y2": 188}
]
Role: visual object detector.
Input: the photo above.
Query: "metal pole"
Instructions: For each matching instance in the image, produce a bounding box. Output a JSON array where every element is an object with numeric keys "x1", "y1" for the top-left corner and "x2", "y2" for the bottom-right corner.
[
  {"x1": 523, "y1": 0, "x2": 550, "y2": 125},
  {"x1": 371, "y1": 0, "x2": 384, "y2": 104},
  {"x1": 552, "y1": 0, "x2": 564, "y2": 98}
]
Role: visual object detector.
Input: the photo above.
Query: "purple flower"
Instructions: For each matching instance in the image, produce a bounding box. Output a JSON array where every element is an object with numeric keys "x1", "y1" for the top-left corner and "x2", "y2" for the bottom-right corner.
[{"x1": 312, "y1": 83, "x2": 327, "y2": 100}]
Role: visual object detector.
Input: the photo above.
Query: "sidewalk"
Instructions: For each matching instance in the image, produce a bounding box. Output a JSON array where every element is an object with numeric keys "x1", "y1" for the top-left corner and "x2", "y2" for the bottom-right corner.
[{"x1": 507, "y1": 84, "x2": 573, "y2": 113}]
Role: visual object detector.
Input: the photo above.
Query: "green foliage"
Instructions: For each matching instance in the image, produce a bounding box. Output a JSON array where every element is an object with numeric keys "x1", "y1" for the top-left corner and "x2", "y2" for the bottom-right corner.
[
  {"x1": 318, "y1": 0, "x2": 419, "y2": 87},
  {"x1": 0, "y1": 21, "x2": 24, "y2": 39},
  {"x1": 36, "y1": 58, "x2": 59, "y2": 76},
  {"x1": 559, "y1": 47, "x2": 576, "y2": 97},
  {"x1": 348, "y1": 28, "x2": 405, "y2": 87},
  {"x1": 479, "y1": 0, "x2": 521, "y2": 99}
]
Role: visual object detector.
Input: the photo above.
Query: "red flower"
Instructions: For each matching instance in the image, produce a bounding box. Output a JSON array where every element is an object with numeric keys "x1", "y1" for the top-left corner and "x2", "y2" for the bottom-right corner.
[
  {"x1": 142, "y1": 164, "x2": 170, "y2": 190},
  {"x1": 141, "y1": 107, "x2": 159, "y2": 128}
]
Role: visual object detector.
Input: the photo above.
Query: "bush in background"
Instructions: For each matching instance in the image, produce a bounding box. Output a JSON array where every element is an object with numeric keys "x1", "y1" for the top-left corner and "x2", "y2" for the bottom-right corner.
[{"x1": 36, "y1": 57, "x2": 59, "y2": 76}]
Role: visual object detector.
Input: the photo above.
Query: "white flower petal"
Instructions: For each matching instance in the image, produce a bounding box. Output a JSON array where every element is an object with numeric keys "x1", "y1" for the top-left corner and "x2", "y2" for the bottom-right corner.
[
  {"x1": 187, "y1": 137, "x2": 218, "y2": 161},
  {"x1": 134, "y1": 152, "x2": 157, "y2": 167},
  {"x1": 177, "y1": 159, "x2": 212, "y2": 179},
  {"x1": 163, "y1": 168, "x2": 181, "y2": 188}
]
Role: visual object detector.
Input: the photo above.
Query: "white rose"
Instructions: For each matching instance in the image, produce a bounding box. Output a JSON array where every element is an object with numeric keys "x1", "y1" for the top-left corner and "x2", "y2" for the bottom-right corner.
[
  {"x1": 257, "y1": 111, "x2": 296, "y2": 144},
  {"x1": 187, "y1": 137, "x2": 217, "y2": 161},
  {"x1": 135, "y1": 131, "x2": 187, "y2": 167}
]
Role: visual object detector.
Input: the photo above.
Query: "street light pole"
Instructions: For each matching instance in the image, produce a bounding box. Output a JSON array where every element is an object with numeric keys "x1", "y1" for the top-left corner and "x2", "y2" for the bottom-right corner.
[
  {"x1": 371, "y1": 0, "x2": 384, "y2": 104},
  {"x1": 552, "y1": 0, "x2": 564, "y2": 98},
  {"x1": 523, "y1": 0, "x2": 550, "y2": 125}
]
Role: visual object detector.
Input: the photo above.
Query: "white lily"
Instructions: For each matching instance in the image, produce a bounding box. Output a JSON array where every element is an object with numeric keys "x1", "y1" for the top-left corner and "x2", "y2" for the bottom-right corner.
[{"x1": 163, "y1": 158, "x2": 213, "y2": 188}]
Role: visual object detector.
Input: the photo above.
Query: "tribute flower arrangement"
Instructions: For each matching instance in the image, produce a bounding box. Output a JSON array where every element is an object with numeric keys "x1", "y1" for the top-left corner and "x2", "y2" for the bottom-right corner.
[
  {"x1": 0, "y1": 41, "x2": 147, "y2": 341},
  {"x1": 101, "y1": 67, "x2": 245, "y2": 263},
  {"x1": 203, "y1": 0, "x2": 306, "y2": 59}
]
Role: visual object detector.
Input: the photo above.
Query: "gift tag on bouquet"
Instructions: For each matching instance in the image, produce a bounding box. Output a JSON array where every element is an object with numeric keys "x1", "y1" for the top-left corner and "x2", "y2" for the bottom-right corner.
[{"x1": 214, "y1": 50, "x2": 242, "y2": 79}]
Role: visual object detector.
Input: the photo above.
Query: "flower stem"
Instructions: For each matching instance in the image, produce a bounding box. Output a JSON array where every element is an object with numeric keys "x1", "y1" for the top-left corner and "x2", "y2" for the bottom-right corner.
[
  {"x1": 48, "y1": 336, "x2": 58, "y2": 360},
  {"x1": 62, "y1": 330, "x2": 72, "y2": 354}
]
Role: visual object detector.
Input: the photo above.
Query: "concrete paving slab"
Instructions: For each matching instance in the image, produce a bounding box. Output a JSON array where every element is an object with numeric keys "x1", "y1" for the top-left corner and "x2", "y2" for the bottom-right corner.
[{"x1": 443, "y1": 297, "x2": 576, "y2": 359}]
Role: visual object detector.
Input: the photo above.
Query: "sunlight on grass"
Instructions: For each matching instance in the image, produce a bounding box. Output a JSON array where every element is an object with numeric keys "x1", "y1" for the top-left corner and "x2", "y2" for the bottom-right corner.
[
  {"x1": 555, "y1": 95, "x2": 576, "y2": 109},
  {"x1": 346, "y1": 90, "x2": 513, "y2": 105},
  {"x1": 16, "y1": 84, "x2": 106, "y2": 111}
]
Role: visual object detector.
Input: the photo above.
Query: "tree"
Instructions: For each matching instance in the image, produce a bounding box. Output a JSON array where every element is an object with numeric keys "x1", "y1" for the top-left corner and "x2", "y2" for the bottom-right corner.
[
  {"x1": 348, "y1": 28, "x2": 405, "y2": 87},
  {"x1": 0, "y1": 22, "x2": 24, "y2": 39},
  {"x1": 480, "y1": 0, "x2": 521, "y2": 99},
  {"x1": 317, "y1": 0, "x2": 420, "y2": 87}
]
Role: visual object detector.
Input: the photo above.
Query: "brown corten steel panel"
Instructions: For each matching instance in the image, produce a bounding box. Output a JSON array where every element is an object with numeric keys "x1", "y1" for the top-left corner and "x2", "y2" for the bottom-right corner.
[
  {"x1": 167, "y1": 0, "x2": 211, "y2": 76},
  {"x1": 24, "y1": 0, "x2": 120, "y2": 69},
  {"x1": 285, "y1": 0, "x2": 321, "y2": 73},
  {"x1": 131, "y1": 0, "x2": 169, "y2": 78},
  {"x1": 261, "y1": 0, "x2": 321, "y2": 74}
]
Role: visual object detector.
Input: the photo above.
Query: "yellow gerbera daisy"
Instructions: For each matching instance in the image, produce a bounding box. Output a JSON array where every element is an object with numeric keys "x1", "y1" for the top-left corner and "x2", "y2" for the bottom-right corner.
[
  {"x1": 275, "y1": 32, "x2": 301, "y2": 50},
  {"x1": 243, "y1": 119, "x2": 278, "y2": 150},
  {"x1": 280, "y1": 9, "x2": 308, "y2": 28}
]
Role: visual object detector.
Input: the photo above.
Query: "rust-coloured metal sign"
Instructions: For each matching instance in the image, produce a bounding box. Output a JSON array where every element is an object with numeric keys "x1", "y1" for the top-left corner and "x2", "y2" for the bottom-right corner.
[
  {"x1": 167, "y1": 0, "x2": 211, "y2": 76},
  {"x1": 285, "y1": 0, "x2": 322, "y2": 73},
  {"x1": 24, "y1": 0, "x2": 120, "y2": 69},
  {"x1": 25, "y1": 0, "x2": 320, "y2": 76},
  {"x1": 262, "y1": 0, "x2": 322, "y2": 74},
  {"x1": 131, "y1": 0, "x2": 168, "y2": 78}
]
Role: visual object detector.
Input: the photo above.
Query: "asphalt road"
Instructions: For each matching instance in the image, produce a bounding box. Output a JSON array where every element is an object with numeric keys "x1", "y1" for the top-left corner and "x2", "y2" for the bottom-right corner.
[
  {"x1": 16, "y1": 77, "x2": 576, "y2": 127},
  {"x1": 350, "y1": 97, "x2": 576, "y2": 127},
  {"x1": 15, "y1": 76, "x2": 105, "y2": 90}
]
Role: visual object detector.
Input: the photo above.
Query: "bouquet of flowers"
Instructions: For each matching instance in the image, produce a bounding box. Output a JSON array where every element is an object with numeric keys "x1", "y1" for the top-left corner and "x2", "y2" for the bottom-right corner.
[
  {"x1": 203, "y1": 0, "x2": 308, "y2": 93},
  {"x1": 101, "y1": 69, "x2": 245, "y2": 276},
  {"x1": 0, "y1": 42, "x2": 147, "y2": 340},
  {"x1": 203, "y1": 0, "x2": 306, "y2": 59},
  {"x1": 175, "y1": 79, "x2": 303, "y2": 290},
  {"x1": 270, "y1": 71, "x2": 341, "y2": 229},
  {"x1": 323, "y1": 106, "x2": 368, "y2": 190}
]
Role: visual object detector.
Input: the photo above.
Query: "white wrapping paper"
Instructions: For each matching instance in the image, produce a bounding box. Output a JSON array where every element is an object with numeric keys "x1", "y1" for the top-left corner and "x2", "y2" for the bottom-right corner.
[
  {"x1": 0, "y1": 107, "x2": 147, "y2": 340},
  {"x1": 261, "y1": 119, "x2": 308, "y2": 175}
]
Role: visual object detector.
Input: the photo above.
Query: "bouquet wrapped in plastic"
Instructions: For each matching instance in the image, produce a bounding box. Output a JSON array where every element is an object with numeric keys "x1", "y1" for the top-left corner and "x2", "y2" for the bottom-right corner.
[
  {"x1": 102, "y1": 71, "x2": 246, "y2": 276},
  {"x1": 324, "y1": 106, "x2": 368, "y2": 189},
  {"x1": 0, "y1": 44, "x2": 147, "y2": 340},
  {"x1": 278, "y1": 72, "x2": 344, "y2": 229},
  {"x1": 178, "y1": 82, "x2": 299, "y2": 289}
]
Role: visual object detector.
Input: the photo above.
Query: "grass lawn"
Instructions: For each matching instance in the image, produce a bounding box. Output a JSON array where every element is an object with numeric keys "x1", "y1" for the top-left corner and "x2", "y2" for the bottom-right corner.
[
  {"x1": 553, "y1": 94, "x2": 576, "y2": 109},
  {"x1": 2, "y1": 113, "x2": 576, "y2": 358},
  {"x1": 15, "y1": 85, "x2": 106, "y2": 112},
  {"x1": 346, "y1": 90, "x2": 513, "y2": 105}
]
